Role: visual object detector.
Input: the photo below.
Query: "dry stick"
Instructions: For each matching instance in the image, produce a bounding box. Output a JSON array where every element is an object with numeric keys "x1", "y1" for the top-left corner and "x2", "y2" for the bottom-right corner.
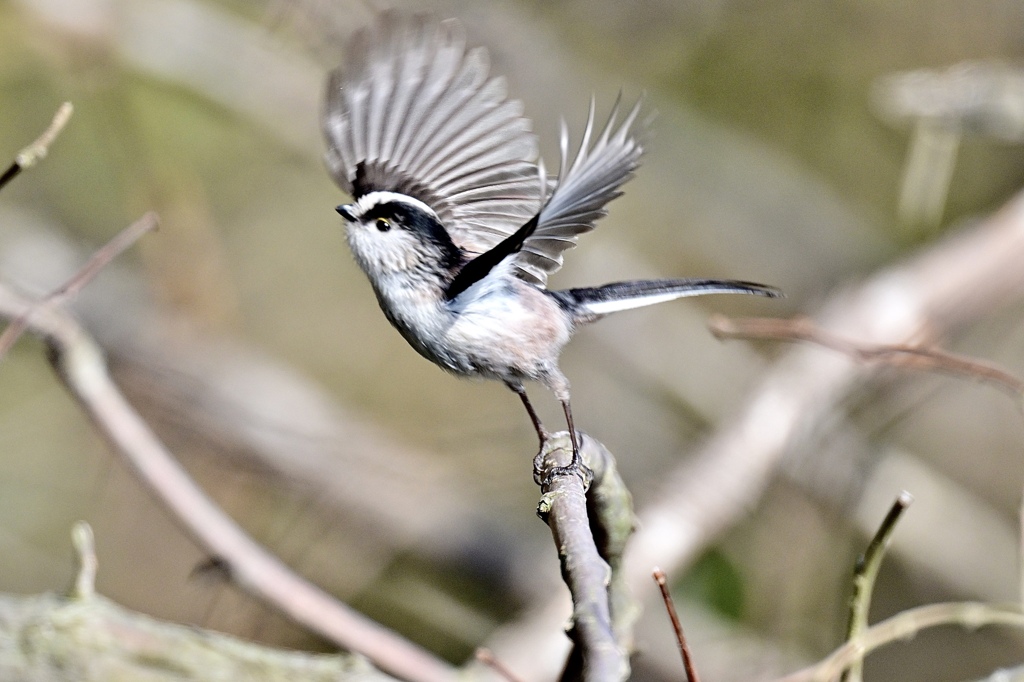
[
  {"x1": 536, "y1": 433, "x2": 630, "y2": 682},
  {"x1": 0, "y1": 289, "x2": 456, "y2": 682},
  {"x1": 0, "y1": 102, "x2": 73, "y2": 192},
  {"x1": 778, "y1": 601, "x2": 1024, "y2": 682},
  {"x1": 840, "y1": 491, "x2": 913, "y2": 682},
  {"x1": 475, "y1": 648, "x2": 525, "y2": 682},
  {"x1": 709, "y1": 314, "x2": 1024, "y2": 398},
  {"x1": 653, "y1": 568, "x2": 701, "y2": 682},
  {"x1": 0, "y1": 212, "x2": 159, "y2": 359}
]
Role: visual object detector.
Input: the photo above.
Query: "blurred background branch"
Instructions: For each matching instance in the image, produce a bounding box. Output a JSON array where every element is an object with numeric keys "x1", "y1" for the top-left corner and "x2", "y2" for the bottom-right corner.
[
  {"x1": 0, "y1": 101, "x2": 72, "y2": 192},
  {"x1": 0, "y1": 230, "x2": 456, "y2": 681},
  {"x1": 0, "y1": 523, "x2": 403, "y2": 682}
]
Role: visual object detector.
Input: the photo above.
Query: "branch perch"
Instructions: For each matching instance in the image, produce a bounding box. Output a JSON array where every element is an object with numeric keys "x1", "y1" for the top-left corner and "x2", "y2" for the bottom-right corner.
[{"x1": 535, "y1": 433, "x2": 637, "y2": 681}]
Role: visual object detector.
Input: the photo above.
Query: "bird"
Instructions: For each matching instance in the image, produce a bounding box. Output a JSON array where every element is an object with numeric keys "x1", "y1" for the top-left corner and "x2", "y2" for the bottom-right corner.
[{"x1": 322, "y1": 12, "x2": 780, "y2": 482}]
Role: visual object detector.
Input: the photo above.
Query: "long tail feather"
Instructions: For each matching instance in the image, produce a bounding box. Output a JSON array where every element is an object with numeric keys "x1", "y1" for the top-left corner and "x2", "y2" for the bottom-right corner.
[{"x1": 552, "y1": 278, "x2": 781, "y2": 322}]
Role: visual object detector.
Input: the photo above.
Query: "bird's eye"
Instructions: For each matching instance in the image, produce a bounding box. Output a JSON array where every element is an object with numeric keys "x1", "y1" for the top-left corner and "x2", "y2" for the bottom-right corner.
[{"x1": 375, "y1": 218, "x2": 391, "y2": 232}]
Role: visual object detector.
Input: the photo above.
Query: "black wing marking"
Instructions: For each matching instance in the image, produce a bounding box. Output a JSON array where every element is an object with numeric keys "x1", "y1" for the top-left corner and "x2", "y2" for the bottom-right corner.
[
  {"x1": 444, "y1": 213, "x2": 540, "y2": 301},
  {"x1": 511, "y1": 95, "x2": 646, "y2": 285}
]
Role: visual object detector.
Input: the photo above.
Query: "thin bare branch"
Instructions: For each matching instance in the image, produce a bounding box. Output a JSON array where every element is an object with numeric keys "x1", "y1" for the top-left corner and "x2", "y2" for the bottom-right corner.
[
  {"x1": 57, "y1": 212, "x2": 160, "y2": 302},
  {"x1": 0, "y1": 213, "x2": 158, "y2": 360},
  {"x1": 841, "y1": 492, "x2": 913, "y2": 682},
  {"x1": 710, "y1": 314, "x2": 1024, "y2": 398},
  {"x1": 779, "y1": 601, "x2": 1024, "y2": 682},
  {"x1": 653, "y1": 568, "x2": 701, "y2": 682},
  {"x1": 0, "y1": 102, "x2": 73, "y2": 192},
  {"x1": 581, "y1": 433, "x2": 640, "y2": 654}
]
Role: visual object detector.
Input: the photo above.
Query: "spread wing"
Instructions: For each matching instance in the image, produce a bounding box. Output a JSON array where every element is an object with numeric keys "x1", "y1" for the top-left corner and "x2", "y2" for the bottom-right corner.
[
  {"x1": 513, "y1": 95, "x2": 645, "y2": 285},
  {"x1": 323, "y1": 12, "x2": 646, "y2": 288},
  {"x1": 322, "y1": 12, "x2": 542, "y2": 251}
]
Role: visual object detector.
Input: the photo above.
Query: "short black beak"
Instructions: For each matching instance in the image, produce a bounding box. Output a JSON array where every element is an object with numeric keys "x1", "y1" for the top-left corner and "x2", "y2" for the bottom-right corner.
[{"x1": 336, "y1": 204, "x2": 356, "y2": 222}]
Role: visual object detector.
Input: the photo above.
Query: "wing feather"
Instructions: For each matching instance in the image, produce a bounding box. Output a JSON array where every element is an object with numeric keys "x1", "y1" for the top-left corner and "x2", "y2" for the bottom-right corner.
[
  {"x1": 399, "y1": 48, "x2": 490, "y2": 175},
  {"x1": 513, "y1": 96, "x2": 645, "y2": 284},
  {"x1": 376, "y1": 17, "x2": 424, "y2": 164},
  {"x1": 322, "y1": 12, "x2": 539, "y2": 238},
  {"x1": 388, "y1": 20, "x2": 463, "y2": 169}
]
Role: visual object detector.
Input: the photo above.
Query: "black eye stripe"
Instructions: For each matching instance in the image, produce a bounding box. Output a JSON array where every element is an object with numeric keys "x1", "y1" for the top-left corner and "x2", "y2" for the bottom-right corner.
[
  {"x1": 362, "y1": 201, "x2": 415, "y2": 223},
  {"x1": 358, "y1": 199, "x2": 463, "y2": 270}
]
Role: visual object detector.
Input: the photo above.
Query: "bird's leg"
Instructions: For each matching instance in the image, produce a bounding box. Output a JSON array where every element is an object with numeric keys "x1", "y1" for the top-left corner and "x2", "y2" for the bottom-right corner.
[
  {"x1": 528, "y1": 372, "x2": 593, "y2": 483},
  {"x1": 555, "y1": 398, "x2": 592, "y2": 486},
  {"x1": 544, "y1": 374, "x2": 592, "y2": 486},
  {"x1": 508, "y1": 382, "x2": 552, "y2": 483},
  {"x1": 562, "y1": 399, "x2": 580, "y2": 467},
  {"x1": 507, "y1": 381, "x2": 548, "y2": 448}
]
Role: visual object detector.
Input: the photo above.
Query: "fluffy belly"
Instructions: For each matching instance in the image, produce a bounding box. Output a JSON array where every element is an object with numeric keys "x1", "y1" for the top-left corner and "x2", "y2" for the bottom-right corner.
[{"x1": 441, "y1": 293, "x2": 570, "y2": 382}]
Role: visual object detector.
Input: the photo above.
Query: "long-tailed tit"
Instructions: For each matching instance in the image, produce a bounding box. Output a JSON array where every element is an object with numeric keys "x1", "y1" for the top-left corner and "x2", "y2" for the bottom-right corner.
[{"x1": 322, "y1": 12, "x2": 780, "y2": 481}]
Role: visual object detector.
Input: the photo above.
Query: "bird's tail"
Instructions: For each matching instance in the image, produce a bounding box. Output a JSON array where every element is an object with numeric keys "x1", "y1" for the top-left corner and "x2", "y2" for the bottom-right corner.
[{"x1": 553, "y1": 278, "x2": 781, "y2": 324}]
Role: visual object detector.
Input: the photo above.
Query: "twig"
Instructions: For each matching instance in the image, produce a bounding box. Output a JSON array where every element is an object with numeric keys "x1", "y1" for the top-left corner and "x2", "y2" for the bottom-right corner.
[
  {"x1": 54, "y1": 212, "x2": 160, "y2": 302},
  {"x1": 653, "y1": 568, "x2": 701, "y2": 682},
  {"x1": 474, "y1": 648, "x2": 524, "y2": 682},
  {"x1": 778, "y1": 601, "x2": 1024, "y2": 682},
  {"x1": 0, "y1": 102, "x2": 73, "y2": 192},
  {"x1": 535, "y1": 433, "x2": 630, "y2": 682},
  {"x1": 709, "y1": 315, "x2": 1024, "y2": 398},
  {"x1": 840, "y1": 492, "x2": 913, "y2": 682},
  {"x1": 0, "y1": 279, "x2": 456, "y2": 682},
  {"x1": 0, "y1": 212, "x2": 159, "y2": 360}
]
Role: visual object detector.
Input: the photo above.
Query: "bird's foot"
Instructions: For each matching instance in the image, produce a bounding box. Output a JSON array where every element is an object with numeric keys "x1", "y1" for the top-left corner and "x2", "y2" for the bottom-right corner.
[
  {"x1": 532, "y1": 447, "x2": 546, "y2": 485},
  {"x1": 542, "y1": 458, "x2": 593, "y2": 488},
  {"x1": 533, "y1": 433, "x2": 593, "y2": 488}
]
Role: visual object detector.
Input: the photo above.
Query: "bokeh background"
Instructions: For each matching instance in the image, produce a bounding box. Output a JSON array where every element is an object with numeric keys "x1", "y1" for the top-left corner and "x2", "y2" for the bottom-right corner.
[{"x1": 2, "y1": 0, "x2": 1024, "y2": 680}]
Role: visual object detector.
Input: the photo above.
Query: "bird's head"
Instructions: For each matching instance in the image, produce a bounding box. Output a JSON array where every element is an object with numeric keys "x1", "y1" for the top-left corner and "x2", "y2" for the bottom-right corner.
[{"x1": 336, "y1": 191, "x2": 463, "y2": 281}]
